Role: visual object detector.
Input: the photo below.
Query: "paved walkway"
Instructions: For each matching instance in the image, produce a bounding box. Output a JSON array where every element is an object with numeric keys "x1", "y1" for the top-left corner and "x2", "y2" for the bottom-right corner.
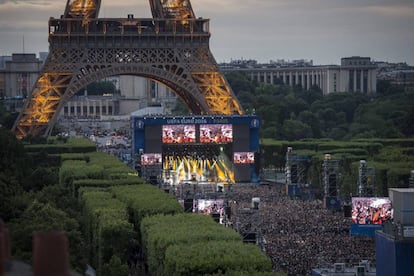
[{"x1": 4, "y1": 260, "x2": 81, "y2": 276}]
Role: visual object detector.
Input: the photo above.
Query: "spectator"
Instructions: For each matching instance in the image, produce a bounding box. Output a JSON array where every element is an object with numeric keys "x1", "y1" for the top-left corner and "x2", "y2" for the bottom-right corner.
[{"x1": 228, "y1": 185, "x2": 375, "y2": 276}]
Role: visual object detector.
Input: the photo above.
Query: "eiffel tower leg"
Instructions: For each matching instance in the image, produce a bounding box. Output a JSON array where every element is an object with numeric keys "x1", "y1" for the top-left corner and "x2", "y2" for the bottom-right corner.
[
  {"x1": 175, "y1": 47, "x2": 244, "y2": 115},
  {"x1": 13, "y1": 71, "x2": 73, "y2": 139},
  {"x1": 191, "y1": 69, "x2": 243, "y2": 115}
]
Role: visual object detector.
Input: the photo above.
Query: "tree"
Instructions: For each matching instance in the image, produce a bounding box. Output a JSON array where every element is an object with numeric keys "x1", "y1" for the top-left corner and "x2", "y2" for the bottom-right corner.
[
  {"x1": 0, "y1": 129, "x2": 32, "y2": 181},
  {"x1": 316, "y1": 108, "x2": 338, "y2": 134},
  {"x1": 262, "y1": 126, "x2": 277, "y2": 139},
  {"x1": 280, "y1": 119, "x2": 312, "y2": 140},
  {"x1": 171, "y1": 98, "x2": 190, "y2": 115},
  {"x1": 24, "y1": 167, "x2": 59, "y2": 192},
  {"x1": 10, "y1": 201, "x2": 86, "y2": 271},
  {"x1": 0, "y1": 103, "x2": 18, "y2": 130},
  {"x1": 284, "y1": 93, "x2": 308, "y2": 117},
  {"x1": 225, "y1": 72, "x2": 255, "y2": 95},
  {"x1": 376, "y1": 80, "x2": 405, "y2": 96},
  {"x1": 0, "y1": 174, "x2": 24, "y2": 221},
  {"x1": 84, "y1": 81, "x2": 117, "y2": 95},
  {"x1": 101, "y1": 255, "x2": 129, "y2": 276},
  {"x1": 400, "y1": 108, "x2": 414, "y2": 136},
  {"x1": 298, "y1": 110, "x2": 322, "y2": 138}
]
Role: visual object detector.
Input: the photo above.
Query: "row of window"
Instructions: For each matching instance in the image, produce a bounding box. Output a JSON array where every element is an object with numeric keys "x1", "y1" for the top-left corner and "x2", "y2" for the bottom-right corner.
[{"x1": 63, "y1": 105, "x2": 114, "y2": 115}]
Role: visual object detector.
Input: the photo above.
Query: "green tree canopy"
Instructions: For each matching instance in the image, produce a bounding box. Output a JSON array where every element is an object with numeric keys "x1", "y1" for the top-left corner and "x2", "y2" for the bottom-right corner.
[{"x1": 223, "y1": 72, "x2": 414, "y2": 140}]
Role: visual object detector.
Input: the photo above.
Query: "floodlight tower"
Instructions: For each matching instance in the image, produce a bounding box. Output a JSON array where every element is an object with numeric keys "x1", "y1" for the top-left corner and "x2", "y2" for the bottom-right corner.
[
  {"x1": 358, "y1": 160, "x2": 376, "y2": 197},
  {"x1": 233, "y1": 197, "x2": 264, "y2": 251},
  {"x1": 285, "y1": 146, "x2": 309, "y2": 186},
  {"x1": 285, "y1": 147, "x2": 293, "y2": 186},
  {"x1": 409, "y1": 170, "x2": 414, "y2": 188},
  {"x1": 358, "y1": 160, "x2": 368, "y2": 197},
  {"x1": 323, "y1": 154, "x2": 340, "y2": 197}
]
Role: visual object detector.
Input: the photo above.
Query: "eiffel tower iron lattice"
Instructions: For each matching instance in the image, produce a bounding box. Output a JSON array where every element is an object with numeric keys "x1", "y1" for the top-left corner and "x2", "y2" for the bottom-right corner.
[{"x1": 13, "y1": 0, "x2": 244, "y2": 139}]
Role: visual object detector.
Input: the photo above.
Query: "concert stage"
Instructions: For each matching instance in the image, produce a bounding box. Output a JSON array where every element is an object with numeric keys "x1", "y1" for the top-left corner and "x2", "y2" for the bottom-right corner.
[{"x1": 132, "y1": 115, "x2": 261, "y2": 187}]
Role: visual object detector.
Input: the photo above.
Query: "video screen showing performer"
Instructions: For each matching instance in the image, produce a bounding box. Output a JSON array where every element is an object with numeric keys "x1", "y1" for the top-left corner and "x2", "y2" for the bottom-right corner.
[
  {"x1": 196, "y1": 199, "x2": 224, "y2": 215},
  {"x1": 200, "y1": 124, "x2": 233, "y2": 143},
  {"x1": 351, "y1": 197, "x2": 392, "y2": 225},
  {"x1": 234, "y1": 152, "x2": 255, "y2": 164}
]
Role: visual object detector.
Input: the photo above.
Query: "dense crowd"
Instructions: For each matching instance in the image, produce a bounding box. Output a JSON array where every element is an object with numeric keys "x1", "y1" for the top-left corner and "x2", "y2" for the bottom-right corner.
[{"x1": 228, "y1": 185, "x2": 376, "y2": 276}]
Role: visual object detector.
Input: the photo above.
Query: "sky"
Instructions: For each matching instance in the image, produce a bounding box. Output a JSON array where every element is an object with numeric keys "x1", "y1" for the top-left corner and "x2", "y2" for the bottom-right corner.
[{"x1": 0, "y1": 0, "x2": 413, "y2": 65}]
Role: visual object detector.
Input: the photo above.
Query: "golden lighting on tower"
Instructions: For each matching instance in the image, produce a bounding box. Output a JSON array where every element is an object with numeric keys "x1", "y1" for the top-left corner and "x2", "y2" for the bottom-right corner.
[
  {"x1": 192, "y1": 72, "x2": 243, "y2": 115},
  {"x1": 13, "y1": 73, "x2": 71, "y2": 139},
  {"x1": 64, "y1": 0, "x2": 99, "y2": 24}
]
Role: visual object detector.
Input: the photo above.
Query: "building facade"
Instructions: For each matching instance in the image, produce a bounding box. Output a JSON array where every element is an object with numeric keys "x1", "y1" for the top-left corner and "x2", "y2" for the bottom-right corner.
[
  {"x1": 220, "y1": 56, "x2": 378, "y2": 95},
  {"x1": 378, "y1": 70, "x2": 414, "y2": 89},
  {"x1": 0, "y1": 53, "x2": 177, "y2": 116},
  {"x1": 61, "y1": 76, "x2": 177, "y2": 118},
  {"x1": 2, "y1": 54, "x2": 379, "y2": 116},
  {"x1": 118, "y1": 75, "x2": 177, "y2": 115},
  {"x1": 0, "y1": 54, "x2": 43, "y2": 110},
  {"x1": 61, "y1": 94, "x2": 119, "y2": 118}
]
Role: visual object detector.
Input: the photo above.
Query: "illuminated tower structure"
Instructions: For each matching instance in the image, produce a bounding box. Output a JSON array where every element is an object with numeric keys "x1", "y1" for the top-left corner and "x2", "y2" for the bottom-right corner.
[
  {"x1": 13, "y1": 0, "x2": 243, "y2": 138},
  {"x1": 358, "y1": 160, "x2": 376, "y2": 197},
  {"x1": 322, "y1": 154, "x2": 341, "y2": 209}
]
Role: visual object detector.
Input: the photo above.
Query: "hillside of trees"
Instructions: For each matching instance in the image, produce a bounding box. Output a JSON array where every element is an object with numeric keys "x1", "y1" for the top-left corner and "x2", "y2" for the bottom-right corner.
[
  {"x1": 222, "y1": 72, "x2": 414, "y2": 141},
  {"x1": 0, "y1": 74, "x2": 413, "y2": 274},
  {"x1": 0, "y1": 131, "x2": 281, "y2": 275}
]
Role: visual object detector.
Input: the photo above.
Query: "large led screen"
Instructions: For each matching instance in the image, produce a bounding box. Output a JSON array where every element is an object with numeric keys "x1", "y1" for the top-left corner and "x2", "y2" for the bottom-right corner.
[
  {"x1": 141, "y1": 153, "x2": 162, "y2": 165},
  {"x1": 234, "y1": 152, "x2": 255, "y2": 164},
  {"x1": 162, "y1": 125, "x2": 196, "y2": 144},
  {"x1": 196, "y1": 199, "x2": 224, "y2": 215},
  {"x1": 352, "y1": 197, "x2": 392, "y2": 225},
  {"x1": 200, "y1": 124, "x2": 233, "y2": 143}
]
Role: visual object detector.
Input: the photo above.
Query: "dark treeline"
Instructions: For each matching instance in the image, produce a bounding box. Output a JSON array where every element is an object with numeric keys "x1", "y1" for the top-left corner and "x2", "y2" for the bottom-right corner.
[
  {"x1": 224, "y1": 72, "x2": 414, "y2": 140},
  {"x1": 0, "y1": 128, "x2": 86, "y2": 271}
]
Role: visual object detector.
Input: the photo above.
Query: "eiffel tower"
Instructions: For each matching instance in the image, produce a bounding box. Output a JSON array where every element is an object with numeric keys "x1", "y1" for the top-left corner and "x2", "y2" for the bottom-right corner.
[{"x1": 13, "y1": 0, "x2": 244, "y2": 138}]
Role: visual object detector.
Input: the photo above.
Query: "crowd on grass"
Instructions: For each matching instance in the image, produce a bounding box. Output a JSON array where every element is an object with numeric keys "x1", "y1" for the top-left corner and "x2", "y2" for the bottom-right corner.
[{"x1": 228, "y1": 184, "x2": 376, "y2": 276}]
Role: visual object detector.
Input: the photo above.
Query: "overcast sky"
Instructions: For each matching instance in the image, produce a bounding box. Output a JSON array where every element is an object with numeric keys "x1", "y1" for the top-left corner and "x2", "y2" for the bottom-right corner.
[{"x1": 0, "y1": 0, "x2": 413, "y2": 65}]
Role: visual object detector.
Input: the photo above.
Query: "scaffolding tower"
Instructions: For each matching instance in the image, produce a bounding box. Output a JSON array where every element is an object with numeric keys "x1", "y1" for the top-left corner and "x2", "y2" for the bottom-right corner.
[
  {"x1": 409, "y1": 170, "x2": 414, "y2": 188},
  {"x1": 285, "y1": 147, "x2": 309, "y2": 186},
  {"x1": 141, "y1": 164, "x2": 163, "y2": 185},
  {"x1": 358, "y1": 160, "x2": 376, "y2": 197},
  {"x1": 323, "y1": 154, "x2": 340, "y2": 197},
  {"x1": 232, "y1": 197, "x2": 264, "y2": 251}
]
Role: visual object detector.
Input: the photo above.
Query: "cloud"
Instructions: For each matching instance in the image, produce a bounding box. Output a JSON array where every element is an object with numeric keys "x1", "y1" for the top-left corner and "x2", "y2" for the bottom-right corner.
[
  {"x1": 362, "y1": 3, "x2": 414, "y2": 17},
  {"x1": 0, "y1": 0, "x2": 413, "y2": 64},
  {"x1": 0, "y1": 0, "x2": 55, "y2": 5}
]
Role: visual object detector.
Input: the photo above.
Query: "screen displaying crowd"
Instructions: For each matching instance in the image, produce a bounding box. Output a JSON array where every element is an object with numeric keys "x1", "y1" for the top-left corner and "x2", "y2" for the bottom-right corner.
[
  {"x1": 200, "y1": 124, "x2": 233, "y2": 143},
  {"x1": 351, "y1": 197, "x2": 392, "y2": 225},
  {"x1": 162, "y1": 125, "x2": 196, "y2": 144},
  {"x1": 196, "y1": 199, "x2": 224, "y2": 215},
  {"x1": 233, "y1": 152, "x2": 255, "y2": 164},
  {"x1": 140, "y1": 153, "x2": 162, "y2": 165}
]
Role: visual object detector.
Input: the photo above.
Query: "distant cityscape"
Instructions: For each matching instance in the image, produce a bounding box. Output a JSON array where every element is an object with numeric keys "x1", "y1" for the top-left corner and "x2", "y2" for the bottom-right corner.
[
  {"x1": 220, "y1": 57, "x2": 414, "y2": 93},
  {"x1": 1, "y1": 52, "x2": 413, "y2": 118}
]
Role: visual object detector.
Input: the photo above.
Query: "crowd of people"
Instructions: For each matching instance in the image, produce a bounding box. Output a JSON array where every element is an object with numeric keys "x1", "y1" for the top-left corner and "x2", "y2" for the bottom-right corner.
[{"x1": 227, "y1": 184, "x2": 376, "y2": 276}]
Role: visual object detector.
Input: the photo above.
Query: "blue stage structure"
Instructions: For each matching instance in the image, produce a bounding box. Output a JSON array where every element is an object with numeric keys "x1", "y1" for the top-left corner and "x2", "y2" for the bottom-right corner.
[
  {"x1": 375, "y1": 188, "x2": 414, "y2": 276},
  {"x1": 131, "y1": 115, "x2": 261, "y2": 184}
]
